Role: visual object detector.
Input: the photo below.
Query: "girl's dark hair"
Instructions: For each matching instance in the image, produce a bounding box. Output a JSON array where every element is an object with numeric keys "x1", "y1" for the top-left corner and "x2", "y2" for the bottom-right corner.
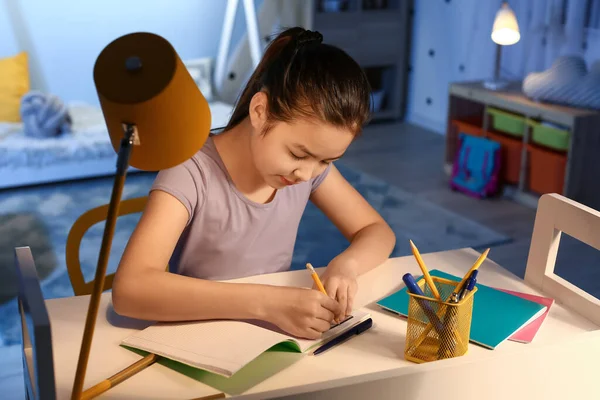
[{"x1": 224, "y1": 27, "x2": 372, "y2": 136}]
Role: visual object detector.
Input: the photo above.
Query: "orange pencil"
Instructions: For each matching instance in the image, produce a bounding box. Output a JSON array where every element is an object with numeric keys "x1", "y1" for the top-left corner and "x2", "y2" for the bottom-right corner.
[{"x1": 306, "y1": 263, "x2": 327, "y2": 296}]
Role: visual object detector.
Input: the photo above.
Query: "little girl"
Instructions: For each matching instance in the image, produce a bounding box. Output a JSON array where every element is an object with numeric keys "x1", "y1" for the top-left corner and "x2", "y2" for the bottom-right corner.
[{"x1": 112, "y1": 27, "x2": 396, "y2": 340}]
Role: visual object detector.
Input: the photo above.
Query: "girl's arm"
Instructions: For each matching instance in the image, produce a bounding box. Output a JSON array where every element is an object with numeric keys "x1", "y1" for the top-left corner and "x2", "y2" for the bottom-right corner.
[
  {"x1": 309, "y1": 164, "x2": 396, "y2": 318},
  {"x1": 112, "y1": 190, "x2": 340, "y2": 339},
  {"x1": 112, "y1": 190, "x2": 268, "y2": 321},
  {"x1": 310, "y1": 164, "x2": 396, "y2": 274}
]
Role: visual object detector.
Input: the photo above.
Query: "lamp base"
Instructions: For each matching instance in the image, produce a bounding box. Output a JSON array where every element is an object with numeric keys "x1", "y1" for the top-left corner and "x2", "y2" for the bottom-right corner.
[{"x1": 483, "y1": 79, "x2": 509, "y2": 91}]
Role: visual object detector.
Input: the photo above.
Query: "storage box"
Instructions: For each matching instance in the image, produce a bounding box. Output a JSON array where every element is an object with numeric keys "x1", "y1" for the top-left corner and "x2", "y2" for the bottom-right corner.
[
  {"x1": 451, "y1": 117, "x2": 483, "y2": 137},
  {"x1": 527, "y1": 119, "x2": 570, "y2": 152},
  {"x1": 485, "y1": 130, "x2": 523, "y2": 184},
  {"x1": 528, "y1": 144, "x2": 567, "y2": 195},
  {"x1": 487, "y1": 107, "x2": 526, "y2": 137}
]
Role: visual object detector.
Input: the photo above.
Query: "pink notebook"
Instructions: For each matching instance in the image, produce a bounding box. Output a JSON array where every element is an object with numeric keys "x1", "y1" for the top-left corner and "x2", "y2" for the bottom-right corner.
[{"x1": 496, "y1": 289, "x2": 554, "y2": 343}]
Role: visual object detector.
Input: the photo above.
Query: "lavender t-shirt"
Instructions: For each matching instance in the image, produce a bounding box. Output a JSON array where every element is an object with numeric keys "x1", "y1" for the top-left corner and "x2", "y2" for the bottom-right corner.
[{"x1": 149, "y1": 136, "x2": 331, "y2": 280}]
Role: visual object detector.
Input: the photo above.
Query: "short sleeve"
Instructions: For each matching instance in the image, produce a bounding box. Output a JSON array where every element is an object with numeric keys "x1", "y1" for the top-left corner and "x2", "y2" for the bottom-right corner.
[
  {"x1": 310, "y1": 162, "x2": 332, "y2": 193},
  {"x1": 150, "y1": 157, "x2": 205, "y2": 225}
]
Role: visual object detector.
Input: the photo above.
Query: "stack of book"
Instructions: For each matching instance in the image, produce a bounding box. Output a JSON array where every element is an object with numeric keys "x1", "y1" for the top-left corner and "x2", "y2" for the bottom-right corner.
[{"x1": 377, "y1": 269, "x2": 554, "y2": 349}]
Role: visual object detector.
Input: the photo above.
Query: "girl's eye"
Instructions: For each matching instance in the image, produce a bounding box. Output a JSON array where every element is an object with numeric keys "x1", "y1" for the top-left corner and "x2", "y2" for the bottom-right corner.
[{"x1": 290, "y1": 151, "x2": 306, "y2": 161}]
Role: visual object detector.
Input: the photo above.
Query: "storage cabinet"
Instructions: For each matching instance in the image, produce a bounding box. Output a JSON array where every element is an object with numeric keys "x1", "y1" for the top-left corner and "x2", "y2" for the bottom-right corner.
[
  {"x1": 484, "y1": 129, "x2": 523, "y2": 185},
  {"x1": 527, "y1": 143, "x2": 567, "y2": 195},
  {"x1": 445, "y1": 81, "x2": 600, "y2": 210},
  {"x1": 312, "y1": 0, "x2": 412, "y2": 121}
]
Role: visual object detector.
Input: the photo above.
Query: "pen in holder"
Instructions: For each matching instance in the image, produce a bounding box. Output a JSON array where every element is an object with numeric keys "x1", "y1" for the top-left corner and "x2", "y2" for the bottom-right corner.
[{"x1": 404, "y1": 276, "x2": 477, "y2": 363}]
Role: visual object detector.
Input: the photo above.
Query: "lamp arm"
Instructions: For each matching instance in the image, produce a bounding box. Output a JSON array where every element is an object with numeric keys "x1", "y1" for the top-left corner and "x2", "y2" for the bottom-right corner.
[
  {"x1": 70, "y1": 123, "x2": 136, "y2": 399},
  {"x1": 494, "y1": 44, "x2": 502, "y2": 83}
]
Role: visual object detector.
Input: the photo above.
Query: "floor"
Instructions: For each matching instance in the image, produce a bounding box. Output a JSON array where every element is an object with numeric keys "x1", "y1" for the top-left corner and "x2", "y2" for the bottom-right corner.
[
  {"x1": 343, "y1": 121, "x2": 600, "y2": 298},
  {"x1": 343, "y1": 121, "x2": 537, "y2": 279},
  {"x1": 1, "y1": 120, "x2": 598, "y2": 396}
]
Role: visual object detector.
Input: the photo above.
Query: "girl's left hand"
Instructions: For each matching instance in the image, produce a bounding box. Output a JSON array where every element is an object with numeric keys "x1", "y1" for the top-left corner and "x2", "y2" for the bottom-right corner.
[{"x1": 315, "y1": 257, "x2": 359, "y2": 322}]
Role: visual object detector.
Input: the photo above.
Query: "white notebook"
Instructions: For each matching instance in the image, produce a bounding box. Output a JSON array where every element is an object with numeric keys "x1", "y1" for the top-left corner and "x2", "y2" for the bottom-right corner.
[{"x1": 121, "y1": 309, "x2": 372, "y2": 377}]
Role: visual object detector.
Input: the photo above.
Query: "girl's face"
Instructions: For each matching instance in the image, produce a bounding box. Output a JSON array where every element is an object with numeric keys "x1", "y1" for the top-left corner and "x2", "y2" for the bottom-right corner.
[{"x1": 249, "y1": 93, "x2": 354, "y2": 189}]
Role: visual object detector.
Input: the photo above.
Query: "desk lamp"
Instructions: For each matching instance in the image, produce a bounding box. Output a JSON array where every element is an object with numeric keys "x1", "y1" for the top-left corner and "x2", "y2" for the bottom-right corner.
[
  {"x1": 484, "y1": 1, "x2": 520, "y2": 90},
  {"x1": 70, "y1": 32, "x2": 211, "y2": 399}
]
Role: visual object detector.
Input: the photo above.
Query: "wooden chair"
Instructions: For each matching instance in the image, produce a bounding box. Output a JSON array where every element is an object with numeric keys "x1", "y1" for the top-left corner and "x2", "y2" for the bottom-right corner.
[
  {"x1": 14, "y1": 246, "x2": 56, "y2": 400},
  {"x1": 65, "y1": 196, "x2": 148, "y2": 296},
  {"x1": 524, "y1": 193, "x2": 600, "y2": 325}
]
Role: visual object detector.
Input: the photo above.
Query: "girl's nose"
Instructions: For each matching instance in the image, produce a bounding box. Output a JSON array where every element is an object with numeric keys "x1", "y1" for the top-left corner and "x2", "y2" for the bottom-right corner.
[{"x1": 292, "y1": 166, "x2": 313, "y2": 182}]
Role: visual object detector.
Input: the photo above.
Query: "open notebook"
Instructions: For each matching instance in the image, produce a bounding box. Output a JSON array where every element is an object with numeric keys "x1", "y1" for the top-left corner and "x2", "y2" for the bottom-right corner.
[{"x1": 121, "y1": 309, "x2": 372, "y2": 378}]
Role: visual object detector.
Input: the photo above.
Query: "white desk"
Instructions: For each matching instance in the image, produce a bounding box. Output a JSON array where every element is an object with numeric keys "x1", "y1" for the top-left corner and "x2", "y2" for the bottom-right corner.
[{"x1": 47, "y1": 248, "x2": 600, "y2": 399}]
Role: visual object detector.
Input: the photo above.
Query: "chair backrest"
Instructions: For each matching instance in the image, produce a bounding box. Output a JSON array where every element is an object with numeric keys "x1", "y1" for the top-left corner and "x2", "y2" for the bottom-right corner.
[
  {"x1": 14, "y1": 246, "x2": 56, "y2": 400},
  {"x1": 524, "y1": 193, "x2": 600, "y2": 326},
  {"x1": 65, "y1": 196, "x2": 148, "y2": 296}
]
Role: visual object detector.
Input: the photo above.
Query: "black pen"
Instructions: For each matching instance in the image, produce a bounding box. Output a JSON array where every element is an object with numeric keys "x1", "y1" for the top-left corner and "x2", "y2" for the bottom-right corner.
[{"x1": 313, "y1": 318, "x2": 373, "y2": 355}]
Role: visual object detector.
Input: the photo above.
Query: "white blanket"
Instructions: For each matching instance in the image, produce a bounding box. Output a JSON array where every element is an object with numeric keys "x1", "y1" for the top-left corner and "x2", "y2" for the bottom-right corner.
[
  {"x1": 0, "y1": 102, "x2": 114, "y2": 168},
  {"x1": 0, "y1": 101, "x2": 233, "y2": 169}
]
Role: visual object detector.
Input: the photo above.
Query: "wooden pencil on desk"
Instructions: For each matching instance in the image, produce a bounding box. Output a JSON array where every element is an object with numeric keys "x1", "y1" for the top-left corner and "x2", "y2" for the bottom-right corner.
[
  {"x1": 80, "y1": 353, "x2": 226, "y2": 400},
  {"x1": 80, "y1": 353, "x2": 159, "y2": 399}
]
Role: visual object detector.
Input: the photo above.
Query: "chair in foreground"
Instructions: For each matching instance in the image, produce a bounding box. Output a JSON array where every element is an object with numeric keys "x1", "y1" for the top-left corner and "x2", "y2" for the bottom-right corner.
[
  {"x1": 524, "y1": 193, "x2": 600, "y2": 326},
  {"x1": 14, "y1": 246, "x2": 56, "y2": 400}
]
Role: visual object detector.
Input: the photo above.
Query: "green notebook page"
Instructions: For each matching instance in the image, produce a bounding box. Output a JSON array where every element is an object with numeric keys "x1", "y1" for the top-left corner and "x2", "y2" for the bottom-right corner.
[{"x1": 376, "y1": 270, "x2": 547, "y2": 349}]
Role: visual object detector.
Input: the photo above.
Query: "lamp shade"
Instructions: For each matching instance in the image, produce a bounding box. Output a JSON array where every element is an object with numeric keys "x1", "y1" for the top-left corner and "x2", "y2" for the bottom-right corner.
[
  {"x1": 93, "y1": 32, "x2": 211, "y2": 171},
  {"x1": 491, "y1": 2, "x2": 520, "y2": 46}
]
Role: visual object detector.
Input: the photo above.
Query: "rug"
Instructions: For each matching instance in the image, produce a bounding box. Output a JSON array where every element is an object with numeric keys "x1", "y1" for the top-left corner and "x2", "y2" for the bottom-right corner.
[{"x1": 0, "y1": 163, "x2": 511, "y2": 346}]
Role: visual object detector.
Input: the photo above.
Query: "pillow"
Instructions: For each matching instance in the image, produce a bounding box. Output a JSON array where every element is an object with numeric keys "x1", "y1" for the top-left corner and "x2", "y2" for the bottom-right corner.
[
  {"x1": 522, "y1": 55, "x2": 600, "y2": 110},
  {"x1": 0, "y1": 51, "x2": 30, "y2": 122}
]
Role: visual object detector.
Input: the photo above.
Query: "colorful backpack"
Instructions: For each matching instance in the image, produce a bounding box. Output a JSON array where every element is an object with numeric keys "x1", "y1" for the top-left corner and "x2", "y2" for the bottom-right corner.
[{"x1": 450, "y1": 133, "x2": 501, "y2": 198}]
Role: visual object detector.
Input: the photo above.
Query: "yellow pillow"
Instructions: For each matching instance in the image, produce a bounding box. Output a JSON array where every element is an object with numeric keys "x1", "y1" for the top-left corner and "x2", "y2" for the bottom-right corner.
[{"x1": 0, "y1": 51, "x2": 30, "y2": 122}]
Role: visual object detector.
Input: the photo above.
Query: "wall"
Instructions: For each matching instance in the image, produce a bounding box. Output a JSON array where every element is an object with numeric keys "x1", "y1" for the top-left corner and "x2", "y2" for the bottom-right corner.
[
  {"x1": 405, "y1": 0, "x2": 600, "y2": 135},
  {"x1": 0, "y1": 0, "x2": 260, "y2": 106},
  {"x1": 405, "y1": 0, "x2": 501, "y2": 134},
  {"x1": 4, "y1": 0, "x2": 594, "y2": 134}
]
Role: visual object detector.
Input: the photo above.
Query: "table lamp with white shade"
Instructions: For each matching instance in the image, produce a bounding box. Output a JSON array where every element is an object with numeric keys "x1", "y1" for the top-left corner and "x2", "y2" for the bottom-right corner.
[{"x1": 484, "y1": 1, "x2": 520, "y2": 90}]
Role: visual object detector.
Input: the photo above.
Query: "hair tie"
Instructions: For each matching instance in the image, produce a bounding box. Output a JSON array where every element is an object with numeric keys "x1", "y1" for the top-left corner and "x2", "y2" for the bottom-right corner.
[{"x1": 297, "y1": 30, "x2": 323, "y2": 47}]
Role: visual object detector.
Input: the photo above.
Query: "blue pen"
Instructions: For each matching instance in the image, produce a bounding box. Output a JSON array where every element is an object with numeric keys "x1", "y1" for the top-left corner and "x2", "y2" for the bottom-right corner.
[
  {"x1": 469, "y1": 270, "x2": 479, "y2": 282},
  {"x1": 403, "y1": 273, "x2": 444, "y2": 334},
  {"x1": 459, "y1": 276, "x2": 477, "y2": 300},
  {"x1": 457, "y1": 270, "x2": 478, "y2": 301}
]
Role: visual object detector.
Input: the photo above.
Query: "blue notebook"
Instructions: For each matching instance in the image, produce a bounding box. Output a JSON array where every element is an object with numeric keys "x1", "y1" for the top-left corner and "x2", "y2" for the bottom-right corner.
[{"x1": 376, "y1": 270, "x2": 548, "y2": 349}]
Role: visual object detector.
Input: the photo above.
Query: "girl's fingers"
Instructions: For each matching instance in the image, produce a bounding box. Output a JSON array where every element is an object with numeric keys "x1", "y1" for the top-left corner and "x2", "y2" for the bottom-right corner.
[
  {"x1": 347, "y1": 281, "x2": 357, "y2": 315},
  {"x1": 324, "y1": 279, "x2": 339, "y2": 301},
  {"x1": 315, "y1": 305, "x2": 335, "y2": 323},
  {"x1": 336, "y1": 283, "x2": 348, "y2": 320},
  {"x1": 311, "y1": 317, "x2": 331, "y2": 334},
  {"x1": 304, "y1": 327, "x2": 322, "y2": 340}
]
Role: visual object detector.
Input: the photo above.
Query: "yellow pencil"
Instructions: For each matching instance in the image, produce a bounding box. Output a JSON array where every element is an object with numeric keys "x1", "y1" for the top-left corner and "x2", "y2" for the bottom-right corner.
[
  {"x1": 453, "y1": 248, "x2": 490, "y2": 298},
  {"x1": 306, "y1": 263, "x2": 328, "y2": 296},
  {"x1": 80, "y1": 353, "x2": 158, "y2": 399},
  {"x1": 409, "y1": 240, "x2": 440, "y2": 300}
]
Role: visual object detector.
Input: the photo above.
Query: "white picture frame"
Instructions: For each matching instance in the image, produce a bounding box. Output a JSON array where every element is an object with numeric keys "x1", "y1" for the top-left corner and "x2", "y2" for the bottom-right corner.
[{"x1": 184, "y1": 57, "x2": 214, "y2": 102}]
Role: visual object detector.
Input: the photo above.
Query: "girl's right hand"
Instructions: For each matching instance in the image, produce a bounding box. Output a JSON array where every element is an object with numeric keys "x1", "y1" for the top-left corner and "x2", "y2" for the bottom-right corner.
[{"x1": 266, "y1": 287, "x2": 342, "y2": 340}]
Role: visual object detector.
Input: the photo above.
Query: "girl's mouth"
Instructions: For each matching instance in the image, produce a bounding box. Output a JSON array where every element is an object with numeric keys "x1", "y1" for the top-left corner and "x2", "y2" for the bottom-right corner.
[{"x1": 280, "y1": 176, "x2": 295, "y2": 185}]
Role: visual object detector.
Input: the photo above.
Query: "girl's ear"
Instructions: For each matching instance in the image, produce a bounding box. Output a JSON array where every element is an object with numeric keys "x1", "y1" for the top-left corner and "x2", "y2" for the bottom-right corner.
[{"x1": 248, "y1": 91, "x2": 268, "y2": 133}]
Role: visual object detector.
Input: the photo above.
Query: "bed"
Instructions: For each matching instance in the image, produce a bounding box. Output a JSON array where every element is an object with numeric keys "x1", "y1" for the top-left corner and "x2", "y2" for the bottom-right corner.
[{"x1": 0, "y1": 101, "x2": 233, "y2": 190}]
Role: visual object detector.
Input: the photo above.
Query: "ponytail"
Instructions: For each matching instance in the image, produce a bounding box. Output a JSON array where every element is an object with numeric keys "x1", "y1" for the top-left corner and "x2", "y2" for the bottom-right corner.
[{"x1": 223, "y1": 27, "x2": 371, "y2": 136}]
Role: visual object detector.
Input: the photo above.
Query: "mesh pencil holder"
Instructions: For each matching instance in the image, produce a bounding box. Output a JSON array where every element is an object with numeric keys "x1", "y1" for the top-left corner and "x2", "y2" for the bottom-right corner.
[{"x1": 404, "y1": 276, "x2": 477, "y2": 363}]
